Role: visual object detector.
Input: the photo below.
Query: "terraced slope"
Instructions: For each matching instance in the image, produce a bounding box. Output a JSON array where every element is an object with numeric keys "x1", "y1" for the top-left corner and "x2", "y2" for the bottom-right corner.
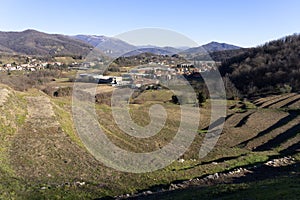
[
  {"x1": 0, "y1": 85, "x2": 299, "y2": 199},
  {"x1": 123, "y1": 93, "x2": 300, "y2": 199},
  {"x1": 0, "y1": 87, "x2": 114, "y2": 199}
]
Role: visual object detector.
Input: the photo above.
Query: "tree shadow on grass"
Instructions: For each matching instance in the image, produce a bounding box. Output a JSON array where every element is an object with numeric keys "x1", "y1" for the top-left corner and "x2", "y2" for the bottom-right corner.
[
  {"x1": 261, "y1": 94, "x2": 297, "y2": 108},
  {"x1": 279, "y1": 142, "x2": 300, "y2": 155},
  {"x1": 254, "y1": 123, "x2": 300, "y2": 151},
  {"x1": 280, "y1": 96, "x2": 300, "y2": 108},
  {"x1": 237, "y1": 110, "x2": 300, "y2": 148},
  {"x1": 234, "y1": 112, "x2": 254, "y2": 128}
]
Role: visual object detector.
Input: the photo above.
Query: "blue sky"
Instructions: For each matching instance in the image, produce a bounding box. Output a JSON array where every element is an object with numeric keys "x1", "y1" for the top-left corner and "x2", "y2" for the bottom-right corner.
[{"x1": 1, "y1": 0, "x2": 299, "y2": 47}]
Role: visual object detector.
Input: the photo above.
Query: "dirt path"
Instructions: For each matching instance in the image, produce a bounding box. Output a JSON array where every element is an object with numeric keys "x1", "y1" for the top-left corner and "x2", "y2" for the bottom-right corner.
[
  {"x1": 0, "y1": 87, "x2": 11, "y2": 106},
  {"x1": 9, "y1": 95, "x2": 107, "y2": 185},
  {"x1": 26, "y1": 96, "x2": 59, "y2": 127}
]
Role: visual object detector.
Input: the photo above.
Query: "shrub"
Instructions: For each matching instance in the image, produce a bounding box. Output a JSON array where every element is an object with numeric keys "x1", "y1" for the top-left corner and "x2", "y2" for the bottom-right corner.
[
  {"x1": 95, "y1": 92, "x2": 113, "y2": 106},
  {"x1": 198, "y1": 92, "x2": 206, "y2": 106},
  {"x1": 171, "y1": 95, "x2": 179, "y2": 104},
  {"x1": 42, "y1": 86, "x2": 72, "y2": 97}
]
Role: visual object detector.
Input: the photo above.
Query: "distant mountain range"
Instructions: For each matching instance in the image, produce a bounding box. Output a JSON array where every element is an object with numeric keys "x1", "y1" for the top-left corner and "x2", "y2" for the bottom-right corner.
[
  {"x1": 0, "y1": 29, "x2": 241, "y2": 58},
  {"x1": 73, "y1": 35, "x2": 136, "y2": 57},
  {"x1": 0, "y1": 29, "x2": 93, "y2": 57},
  {"x1": 73, "y1": 35, "x2": 183, "y2": 57},
  {"x1": 73, "y1": 35, "x2": 241, "y2": 57},
  {"x1": 179, "y1": 42, "x2": 241, "y2": 60},
  {"x1": 183, "y1": 42, "x2": 240, "y2": 54}
]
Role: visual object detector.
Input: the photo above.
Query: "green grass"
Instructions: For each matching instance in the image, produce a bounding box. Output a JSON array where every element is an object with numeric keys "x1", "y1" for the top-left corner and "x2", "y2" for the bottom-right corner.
[
  {"x1": 244, "y1": 101, "x2": 257, "y2": 109},
  {"x1": 224, "y1": 152, "x2": 270, "y2": 170},
  {"x1": 0, "y1": 91, "x2": 27, "y2": 170},
  {"x1": 228, "y1": 99, "x2": 257, "y2": 113},
  {"x1": 0, "y1": 89, "x2": 28, "y2": 199},
  {"x1": 52, "y1": 97, "x2": 85, "y2": 148},
  {"x1": 198, "y1": 129, "x2": 208, "y2": 134}
]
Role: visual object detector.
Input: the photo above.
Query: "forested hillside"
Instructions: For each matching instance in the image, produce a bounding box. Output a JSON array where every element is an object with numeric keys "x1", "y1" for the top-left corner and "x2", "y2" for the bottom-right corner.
[{"x1": 219, "y1": 34, "x2": 300, "y2": 97}]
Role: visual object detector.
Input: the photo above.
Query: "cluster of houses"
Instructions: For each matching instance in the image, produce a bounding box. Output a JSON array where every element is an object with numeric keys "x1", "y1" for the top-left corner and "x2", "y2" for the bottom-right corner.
[
  {"x1": 175, "y1": 61, "x2": 218, "y2": 75},
  {"x1": 80, "y1": 61, "x2": 218, "y2": 88},
  {"x1": 1, "y1": 56, "x2": 218, "y2": 89},
  {"x1": 120, "y1": 66, "x2": 175, "y2": 88},
  {"x1": 0, "y1": 59, "x2": 65, "y2": 72},
  {"x1": 0, "y1": 57, "x2": 102, "y2": 72}
]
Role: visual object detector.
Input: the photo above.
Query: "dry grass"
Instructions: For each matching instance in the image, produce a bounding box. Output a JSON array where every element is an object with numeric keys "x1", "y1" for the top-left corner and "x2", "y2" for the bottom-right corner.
[
  {"x1": 0, "y1": 81, "x2": 299, "y2": 199},
  {"x1": 0, "y1": 87, "x2": 11, "y2": 106}
]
